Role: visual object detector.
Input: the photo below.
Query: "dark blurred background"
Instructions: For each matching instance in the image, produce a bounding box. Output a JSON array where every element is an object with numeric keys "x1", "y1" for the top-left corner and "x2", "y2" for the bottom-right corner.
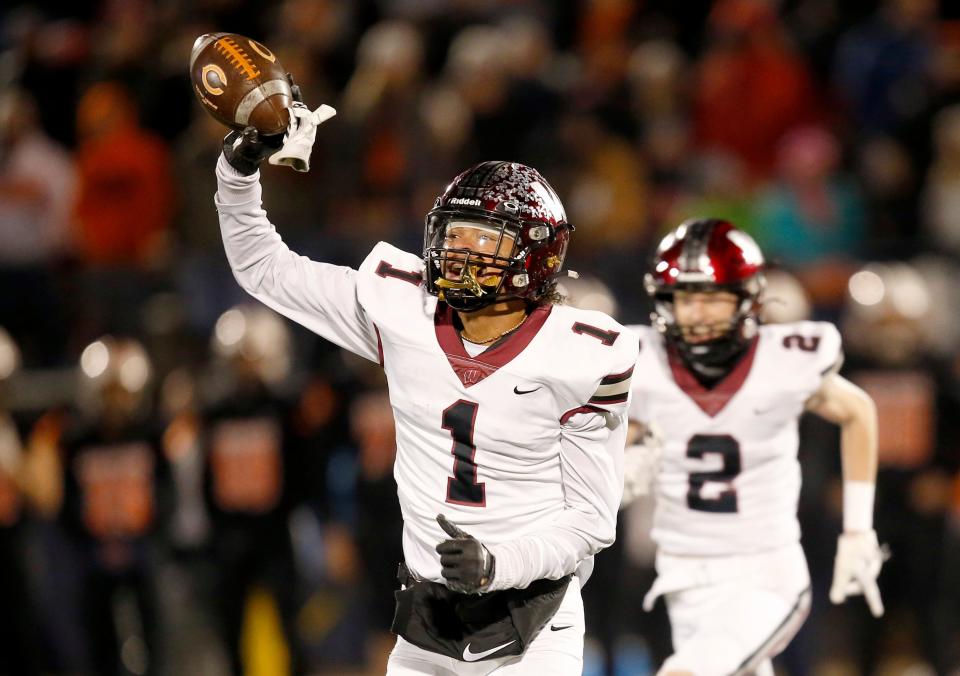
[{"x1": 0, "y1": 0, "x2": 959, "y2": 674}]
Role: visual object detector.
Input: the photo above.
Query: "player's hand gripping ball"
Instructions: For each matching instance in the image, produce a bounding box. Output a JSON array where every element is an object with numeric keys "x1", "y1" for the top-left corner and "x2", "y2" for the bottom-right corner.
[{"x1": 189, "y1": 33, "x2": 292, "y2": 135}]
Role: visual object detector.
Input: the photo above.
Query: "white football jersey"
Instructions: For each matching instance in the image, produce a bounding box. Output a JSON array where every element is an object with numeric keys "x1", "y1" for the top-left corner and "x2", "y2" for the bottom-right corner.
[
  {"x1": 357, "y1": 243, "x2": 637, "y2": 584},
  {"x1": 214, "y1": 158, "x2": 638, "y2": 590},
  {"x1": 628, "y1": 322, "x2": 842, "y2": 557}
]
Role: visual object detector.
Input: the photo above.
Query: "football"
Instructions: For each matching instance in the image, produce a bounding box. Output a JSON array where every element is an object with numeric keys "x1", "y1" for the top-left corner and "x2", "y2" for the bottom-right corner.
[{"x1": 189, "y1": 33, "x2": 292, "y2": 135}]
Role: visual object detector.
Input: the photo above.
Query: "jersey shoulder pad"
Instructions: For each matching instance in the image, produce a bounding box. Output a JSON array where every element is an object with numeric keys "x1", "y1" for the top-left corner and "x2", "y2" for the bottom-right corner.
[
  {"x1": 356, "y1": 242, "x2": 427, "y2": 314},
  {"x1": 357, "y1": 241, "x2": 425, "y2": 285},
  {"x1": 552, "y1": 305, "x2": 638, "y2": 414},
  {"x1": 555, "y1": 305, "x2": 638, "y2": 361},
  {"x1": 762, "y1": 320, "x2": 843, "y2": 376},
  {"x1": 355, "y1": 243, "x2": 430, "y2": 337}
]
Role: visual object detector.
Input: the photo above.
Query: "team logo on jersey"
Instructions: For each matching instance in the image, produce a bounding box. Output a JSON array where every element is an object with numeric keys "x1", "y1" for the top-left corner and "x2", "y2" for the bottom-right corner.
[
  {"x1": 445, "y1": 354, "x2": 497, "y2": 388},
  {"x1": 461, "y1": 369, "x2": 485, "y2": 386}
]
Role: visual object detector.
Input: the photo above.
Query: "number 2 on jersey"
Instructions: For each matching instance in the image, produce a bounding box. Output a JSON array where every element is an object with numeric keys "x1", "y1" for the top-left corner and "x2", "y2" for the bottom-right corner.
[
  {"x1": 687, "y1": 434, "x2": 741, "y2": 513},
  {"x1": 443, "y1": 400, "x2": 486, "y2": 507}
]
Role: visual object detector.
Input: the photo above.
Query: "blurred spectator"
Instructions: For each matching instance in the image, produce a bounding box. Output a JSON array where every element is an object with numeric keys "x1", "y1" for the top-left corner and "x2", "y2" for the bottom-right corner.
[
  {"x1": 667, "y1": 152, "x2": 759, "y2": 239},
  {"x1": 171, "y1": 110, "x2": 250, "y2": 334},
  {"x1": 833, "y1": 0, "x2": 938, "y2": 135},
  {"x1": 74, "y1": 80, "x2": 173, "y2": 267},
  {"x1": 627, "y1": 40, "x2": 689, "y2": 125},
  {"x1": 560, "y1": 113, "x2": 649, "y2": 254},
  {"x1": 348, "y1": 389, "x2": 402, "y2": 675},
  {"x1": 923, "y1": 103, "x2": 960, "y2": 255},
  {"x1": 0, "y1": 87, "x2": 75, "y2": 366},
  {"x1": 72, "y1": 80, "x2": 175, "y2": 339},
  {"x1": 0, "y1": 88, "x2": 74, "y2": 264},
  {"x1": 442, "y1": 25, "x2": 517, "y2": 163},
  {"x1": 629, "y1": 39, "x2": 693, "y2": 230},
  {"x1": 574, "y1": 0, "x2": 638, "y2": 131},
  {"x1": 856, "y1": 134, "x2": 919, "y2": 253},
  {"x1": 694, "y1": 0, "x2": 821, "y2": 180},
  {"x1": 756, "y1": 125, "x2": 866, "y2": 308},
  {"x1": 4, "y1": 9, "x2": 91, "y2": 147},
  {"x1": 342, "y1": 19, "x2": 426, "y2": 193}
]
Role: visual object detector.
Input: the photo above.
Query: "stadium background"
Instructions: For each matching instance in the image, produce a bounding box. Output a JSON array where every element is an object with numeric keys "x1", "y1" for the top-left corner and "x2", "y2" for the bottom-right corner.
[{"x1": 1, "y1": 0, "x2": 959, "y2": 674}]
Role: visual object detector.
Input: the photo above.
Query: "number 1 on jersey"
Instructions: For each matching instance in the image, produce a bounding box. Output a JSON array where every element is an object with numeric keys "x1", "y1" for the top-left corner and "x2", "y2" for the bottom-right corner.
[{"x1": 443, "y1": 400, "x2": 485, "y2": 507}]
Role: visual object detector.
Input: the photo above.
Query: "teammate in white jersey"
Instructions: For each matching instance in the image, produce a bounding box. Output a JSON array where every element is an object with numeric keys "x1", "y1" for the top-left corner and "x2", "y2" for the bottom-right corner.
[
  {"x1": 214, "y1": 122, "x2": 637, "y2": 674},
  {"x1": 622, "y1": 219, "x2": 886, "y2": 676}
]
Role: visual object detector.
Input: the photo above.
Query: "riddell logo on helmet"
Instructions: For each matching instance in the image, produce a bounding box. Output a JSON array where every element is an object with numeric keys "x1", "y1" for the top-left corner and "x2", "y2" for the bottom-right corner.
[{"x1": 450, "y1": 197, "x2": 482, "y2": 206}]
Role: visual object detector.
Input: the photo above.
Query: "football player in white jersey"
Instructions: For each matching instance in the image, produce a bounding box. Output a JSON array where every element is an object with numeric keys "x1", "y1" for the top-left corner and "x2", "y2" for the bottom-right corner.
[
  {"x1": 214, "y1": 123, "x2": 637, "y2": 674},
  {"x1": 622, "y1": 219, "x2": 886, "y2": 676}
]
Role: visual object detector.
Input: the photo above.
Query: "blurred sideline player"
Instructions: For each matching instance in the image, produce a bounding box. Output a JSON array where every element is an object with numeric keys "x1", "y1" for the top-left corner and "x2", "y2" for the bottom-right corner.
[
  {"x1": 0, "y1": 327, "x2": 56, "y2": 676},
  {"x1": 56, "y1": 336, "x2": 168, "y2": 676},
  {"x1": 622, "y1": 219, "x2": 885, "y2": 676},
  {"x1": 199, "y1": 304, "x2": 309, "y2": 675},
  {"x1": 213, "y1": 96, "x2": 637, "y2": 673}
]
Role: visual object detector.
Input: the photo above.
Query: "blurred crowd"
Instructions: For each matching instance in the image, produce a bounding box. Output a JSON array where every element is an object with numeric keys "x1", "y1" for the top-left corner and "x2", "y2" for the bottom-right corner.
[{"x1": 1, "y1": 0, "x2": 960, "y2": 674}]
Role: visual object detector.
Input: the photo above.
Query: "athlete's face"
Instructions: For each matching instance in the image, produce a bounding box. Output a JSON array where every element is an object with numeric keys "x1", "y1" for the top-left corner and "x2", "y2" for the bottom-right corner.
[
  {"x1": 441, "y1": 222, "x2": 516, "y2": 288},
  {"x1": 674, "y1": 290, "x2": 739, "y2": 344}
]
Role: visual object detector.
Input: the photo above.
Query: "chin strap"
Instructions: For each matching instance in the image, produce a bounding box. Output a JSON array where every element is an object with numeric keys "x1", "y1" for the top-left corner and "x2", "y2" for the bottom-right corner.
[{"x1": 673, "y1": 331, "x2": 748, "y2": 384}]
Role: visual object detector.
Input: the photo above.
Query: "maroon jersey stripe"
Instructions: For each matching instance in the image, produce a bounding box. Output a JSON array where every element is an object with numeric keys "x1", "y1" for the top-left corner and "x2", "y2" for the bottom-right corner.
[
  {"x1": 434, "y1": 303, "x2": 553, "y2": 388},
  {"x1": 668, "y1": 335, "x2": 759, "y2": 417},
  {"x1": 588, "y1": 393, "x2": 628, "y2": 405},
  {"x1": 600, "y1": 366, "x2": 634, "y2": 385},
  {"x1": 560, "y1": 405, "x2": 605, "y2": 424}
]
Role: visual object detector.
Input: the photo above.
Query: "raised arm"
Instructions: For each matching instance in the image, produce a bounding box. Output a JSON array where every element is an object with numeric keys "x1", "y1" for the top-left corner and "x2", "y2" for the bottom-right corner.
[{"x1": 214, "y1": 130, "x2": 379, "y2": 363}]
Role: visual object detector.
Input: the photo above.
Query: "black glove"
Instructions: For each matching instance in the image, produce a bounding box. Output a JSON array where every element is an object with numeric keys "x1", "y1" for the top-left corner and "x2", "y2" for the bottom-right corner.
[
  {"x1": 222, "y1": 73, "x2": 307, "y2": 176},
  {"x1": 435, "y1": 514, "x2": 495, "y2": 594},
  {"x1": 222, "y1": 126, "x2": 284, "y2": 176}
]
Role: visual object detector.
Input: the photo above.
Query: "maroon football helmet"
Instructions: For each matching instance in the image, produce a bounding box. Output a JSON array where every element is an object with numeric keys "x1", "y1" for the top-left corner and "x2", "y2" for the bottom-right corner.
[
  {"x1": 424, "y1": 161, "x2": 572, "y2": 312},
  {"x1": 645, "y1": 218, "x2": 765, "y2": 366}
]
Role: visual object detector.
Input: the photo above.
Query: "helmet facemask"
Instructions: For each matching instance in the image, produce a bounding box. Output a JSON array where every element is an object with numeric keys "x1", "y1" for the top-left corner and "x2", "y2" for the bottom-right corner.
[
  {"x1": 649, "y1": 277, "x2": 764, "y2": 370},
  {"x1": 425, "y1": 214, "x2": 530, "y2": 312},
  {"x1": 424, "y1": 161, "x2": 573, "y2": 311}
]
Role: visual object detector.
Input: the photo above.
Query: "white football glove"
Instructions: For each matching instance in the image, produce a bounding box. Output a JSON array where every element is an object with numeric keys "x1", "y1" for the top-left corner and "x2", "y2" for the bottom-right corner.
[
  {"x1": 621, "y1": 426, "x2": 661, "y2": 508},
  {"x1": 269, "y1": 102, "x2": 337, "y2": 173},
  {"x1": 829, "y1": 530, "x2": 888, "y2": 617}
]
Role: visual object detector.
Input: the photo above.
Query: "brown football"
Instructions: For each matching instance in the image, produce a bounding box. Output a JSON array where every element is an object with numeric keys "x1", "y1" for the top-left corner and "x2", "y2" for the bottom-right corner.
[{"x1": 189, "y1": 33, "x2": 291, "y2": 135}]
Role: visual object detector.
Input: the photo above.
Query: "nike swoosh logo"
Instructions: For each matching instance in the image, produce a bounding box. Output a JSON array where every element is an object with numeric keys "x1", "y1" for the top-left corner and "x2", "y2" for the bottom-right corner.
[
  {"x1": 753, "y1": 406, "x2": 777, "y2": 415},
  {"x1": 550, "y1": 624, "x2": 573, "y2": 631},
  {"x1": 514, "y1": 385, "x2": 541, "y2": 395},
  {"x1": 462, "y1": 640, "x2": 515, "y2": 661}
]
